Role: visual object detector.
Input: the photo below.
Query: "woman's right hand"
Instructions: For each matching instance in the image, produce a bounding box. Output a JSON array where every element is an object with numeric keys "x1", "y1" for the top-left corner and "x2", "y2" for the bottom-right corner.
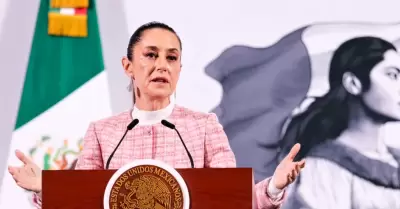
[{"x1": 8, "y1": 150, "x2": 42, "y2": 193}]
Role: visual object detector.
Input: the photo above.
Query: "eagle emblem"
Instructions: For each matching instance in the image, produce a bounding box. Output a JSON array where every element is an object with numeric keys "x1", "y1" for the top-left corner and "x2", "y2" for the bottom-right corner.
[{"x1": 120, "y1": 175, "x2": 172, "y2": 209}]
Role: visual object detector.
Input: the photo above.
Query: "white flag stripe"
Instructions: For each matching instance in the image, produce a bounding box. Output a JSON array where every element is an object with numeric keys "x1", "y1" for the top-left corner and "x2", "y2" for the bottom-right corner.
[
  {"x1": 0, "y1": 71, "x2": 113, "y2": 209},
  {"x1": 60, "y1": 8, "x2": 75, "y2": 15}
]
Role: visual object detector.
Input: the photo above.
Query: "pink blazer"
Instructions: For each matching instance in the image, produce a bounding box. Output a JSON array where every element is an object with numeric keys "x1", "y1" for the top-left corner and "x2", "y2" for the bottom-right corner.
[{"x1": 34, "y1": 105, "x2": 284, "y2": 208}]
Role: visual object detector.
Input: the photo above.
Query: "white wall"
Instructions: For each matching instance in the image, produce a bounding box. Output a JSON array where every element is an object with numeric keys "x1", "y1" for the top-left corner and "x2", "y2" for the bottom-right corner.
[
  {"x1": 0, "y1": 0, "x2": 40, "y2": 191},
  {"x1": 122, "y1": 0, "x2": 400, "y2": 112}
]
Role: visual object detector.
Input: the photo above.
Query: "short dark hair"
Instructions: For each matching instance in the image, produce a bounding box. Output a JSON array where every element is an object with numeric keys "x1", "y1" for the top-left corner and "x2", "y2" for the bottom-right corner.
[{"x1": 126, "y1": 21, "x2": 182, "y2": 60}]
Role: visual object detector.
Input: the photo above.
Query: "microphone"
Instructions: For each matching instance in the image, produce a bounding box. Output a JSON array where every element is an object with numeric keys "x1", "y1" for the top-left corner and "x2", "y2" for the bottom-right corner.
[
  {"x1": 105, "y1": 119, "x2": 139, "y2": 169},
  {"x1": 161, "y1": 120, "x2": 194, "y2": 168}
]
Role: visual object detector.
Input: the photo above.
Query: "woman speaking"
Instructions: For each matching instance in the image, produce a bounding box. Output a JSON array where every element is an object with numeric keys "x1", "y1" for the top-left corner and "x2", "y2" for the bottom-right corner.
[{"x1": 8, "y1": 22, "x2": 305, "y2": 209}]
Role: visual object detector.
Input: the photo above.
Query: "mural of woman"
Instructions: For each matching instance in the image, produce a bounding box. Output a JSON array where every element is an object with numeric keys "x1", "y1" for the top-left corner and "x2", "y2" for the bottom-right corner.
[
  {"x1": 205, "y1": 22, "x2": 400, "y2": 209},
  {"x1": 204, "y1": 22, "x2": 400, "y2": 185},
  {"x1": 279, "y1": 37, "x2": 400, "y2": 209}
]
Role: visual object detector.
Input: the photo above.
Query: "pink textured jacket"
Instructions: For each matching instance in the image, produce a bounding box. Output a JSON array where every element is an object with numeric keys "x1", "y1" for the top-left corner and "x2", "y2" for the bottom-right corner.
[{"x1": 34, "y1": 105, "x2": 285, "y2": 208}]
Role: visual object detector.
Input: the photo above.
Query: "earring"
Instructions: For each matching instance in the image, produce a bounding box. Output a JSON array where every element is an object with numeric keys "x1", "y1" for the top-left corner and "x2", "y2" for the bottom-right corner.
[{"x1": 127, "y1": 78, "x2": 134, "y2": 92}]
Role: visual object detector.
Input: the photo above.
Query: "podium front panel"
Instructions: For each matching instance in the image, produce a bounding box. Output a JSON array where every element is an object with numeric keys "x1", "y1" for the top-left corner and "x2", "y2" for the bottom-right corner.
[{"x1": 42, "y1": 168, "x2": 253, "y2": 209}]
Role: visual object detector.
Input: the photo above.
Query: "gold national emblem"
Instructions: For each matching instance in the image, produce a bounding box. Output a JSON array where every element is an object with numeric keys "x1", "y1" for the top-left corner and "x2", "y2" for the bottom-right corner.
[{"x1": 108, "y1": 165, "x2": 184, "y2": 209}]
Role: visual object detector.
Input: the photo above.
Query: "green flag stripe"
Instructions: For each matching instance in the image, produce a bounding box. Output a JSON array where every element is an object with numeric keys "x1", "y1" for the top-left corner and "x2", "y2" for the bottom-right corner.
[
  {"x1": 48, "y1": 8, "x2": 60, "y2": 13},
  {"x1": 15, "y1": 0, "x2": 104, "y2": 129}
]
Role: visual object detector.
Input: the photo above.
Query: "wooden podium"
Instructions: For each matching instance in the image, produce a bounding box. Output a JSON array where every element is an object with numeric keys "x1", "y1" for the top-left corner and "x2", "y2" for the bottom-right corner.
[{"x1": 42, "y1": 168, "x2": 253, "y2": 209}]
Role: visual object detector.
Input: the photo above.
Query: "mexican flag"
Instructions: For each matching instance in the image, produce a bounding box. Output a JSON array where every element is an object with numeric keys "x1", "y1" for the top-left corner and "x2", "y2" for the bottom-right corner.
[{"x1": 0, "y1": 0, "x2": 112, "y2": 208}]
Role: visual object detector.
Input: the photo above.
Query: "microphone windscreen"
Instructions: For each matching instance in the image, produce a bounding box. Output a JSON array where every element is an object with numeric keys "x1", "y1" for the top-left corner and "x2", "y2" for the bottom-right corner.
[
  {"x1": 127, "y1": 119, "x2": 139, "y2": 130},
  {"x1": 161, "y1": 120, "x2": 175, "y2": 129}
]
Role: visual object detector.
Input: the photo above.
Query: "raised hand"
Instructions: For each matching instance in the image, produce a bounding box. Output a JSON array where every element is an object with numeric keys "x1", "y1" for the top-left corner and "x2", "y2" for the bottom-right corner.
[
  {"x1": 272, "y1": 143, "x2": 305, "y2": 189},
  {"x1": 8, "y1": 150, "x2": 42, "y2": 193}
]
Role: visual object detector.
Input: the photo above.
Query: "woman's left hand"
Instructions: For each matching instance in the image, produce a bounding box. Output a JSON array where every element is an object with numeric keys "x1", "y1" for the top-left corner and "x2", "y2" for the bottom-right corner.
[{"x1": 272, "y1": 143, "x2": 305, "y2": 190}]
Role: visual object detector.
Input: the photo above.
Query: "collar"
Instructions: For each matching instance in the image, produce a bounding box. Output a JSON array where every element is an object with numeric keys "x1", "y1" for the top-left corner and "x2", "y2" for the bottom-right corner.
[
  {"x1": 307, "y1": 140, "x2": 400, "y2": 189},
  {"x1": 131, "y1": 96, "x2": 175, "y2": 126}
]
